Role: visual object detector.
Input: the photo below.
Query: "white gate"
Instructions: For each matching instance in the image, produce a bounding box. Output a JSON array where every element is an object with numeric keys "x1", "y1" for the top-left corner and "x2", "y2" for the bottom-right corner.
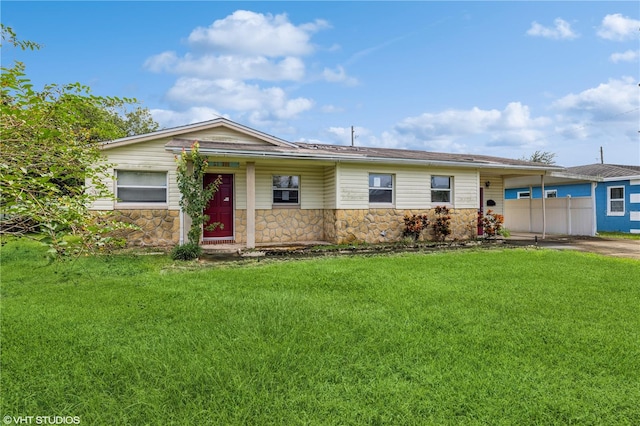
[{"x1": 504, "y1": 196, "x2": 595, "y2": 236}]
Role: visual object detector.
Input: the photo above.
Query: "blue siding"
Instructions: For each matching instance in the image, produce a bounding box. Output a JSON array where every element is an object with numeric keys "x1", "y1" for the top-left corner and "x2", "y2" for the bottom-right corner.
[
  {"x1": 595, "y1": 180, "x2": 640, "y2": 233},
  {"x1": 505, "y1": 182, "x2": 591, "y2": 200}
]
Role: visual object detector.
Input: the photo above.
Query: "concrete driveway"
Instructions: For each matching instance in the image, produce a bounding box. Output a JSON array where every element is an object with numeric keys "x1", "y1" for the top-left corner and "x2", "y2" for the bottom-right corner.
[{"x1": 507, "y1": 233, "x2": 640, "y2": 260}]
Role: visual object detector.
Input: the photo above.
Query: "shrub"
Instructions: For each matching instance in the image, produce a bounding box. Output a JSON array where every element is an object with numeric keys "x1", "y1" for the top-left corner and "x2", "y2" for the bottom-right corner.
[
  {"x1": 432, "y1": 206, "x2": 452, "y2": 242},
  {"x1": 170, "y1": 242, "x2": 202, "y2": 261},
  {"x1": 481, "y1": 210, "x2": 505, "y2": 238},
  {"x1": 403, "y1": 214, "x2": 430, "y2": 241}
]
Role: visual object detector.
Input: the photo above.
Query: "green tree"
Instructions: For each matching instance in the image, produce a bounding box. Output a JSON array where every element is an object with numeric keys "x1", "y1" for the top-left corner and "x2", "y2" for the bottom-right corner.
[
  {"x1": 0, "y1": 25, "x2": 140, "y2": 257},
  {"x1": 521, "y1": 150, "x2": 557, "y2": 164}
]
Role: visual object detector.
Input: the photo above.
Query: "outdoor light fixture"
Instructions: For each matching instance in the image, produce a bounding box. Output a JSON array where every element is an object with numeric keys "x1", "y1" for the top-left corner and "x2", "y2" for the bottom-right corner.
[{"x1": 485, "y1": 181, "x2": 491, "y2": 188}]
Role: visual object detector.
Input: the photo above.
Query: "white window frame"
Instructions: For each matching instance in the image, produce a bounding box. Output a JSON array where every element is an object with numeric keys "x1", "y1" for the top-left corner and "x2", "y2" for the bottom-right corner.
[
  {"x1": 517, "y1": 191, "x2": 531, "y2": 199},
  {"x1": 272, "y1": 175, "x2": 300, "y2": 206},
  {"x1": 607, "y1": 186, "x2": 625, "y2": 216},
  {"x1": 545, "y1": 189, "x2": 557, "y2": 198},
  {"x1": 115, "y1": 170, "x2": 168, "y2": 206},
  {"x1": 431, "y1": 175, "x2": 453, "y2": 204},
  {"x1": 369, "y1": 173, "x2": 394, "y2": 206}
]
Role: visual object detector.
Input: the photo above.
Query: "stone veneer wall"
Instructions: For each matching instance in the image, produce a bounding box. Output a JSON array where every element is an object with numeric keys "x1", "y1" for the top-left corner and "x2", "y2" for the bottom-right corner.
[
  {"x1": 333, "y1": 208, "x2": 478, "y2": 244},
  {"x1": 111, "y1": 209, "x2": 180, "y2": 247},
  {"x1": 234, "y1": 209, "x2": 247, "y2": 244},
  {"x1": 255, "y1": 209, "x2": 325, "y2": 243}
]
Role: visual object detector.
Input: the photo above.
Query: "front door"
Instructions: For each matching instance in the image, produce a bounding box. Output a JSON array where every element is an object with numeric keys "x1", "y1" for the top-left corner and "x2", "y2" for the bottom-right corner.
[{"x1": 203, "y1": 174, "x2": 234, "y2": 239}]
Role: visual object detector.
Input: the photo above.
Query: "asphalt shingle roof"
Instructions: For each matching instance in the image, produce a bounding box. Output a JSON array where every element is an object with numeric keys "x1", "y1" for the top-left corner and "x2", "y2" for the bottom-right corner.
[{"x1": 566, "y1": 164, "x2": 640, "y2": 178}]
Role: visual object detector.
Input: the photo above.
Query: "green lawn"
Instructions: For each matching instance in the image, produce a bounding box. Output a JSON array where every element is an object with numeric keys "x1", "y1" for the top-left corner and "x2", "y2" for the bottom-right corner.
[
  {"x1": 1, "y1": 240, "x2": 639, "y2": 425},
  {"x1": 597, "y1": 231, "x2": 640, "y2": 240}
]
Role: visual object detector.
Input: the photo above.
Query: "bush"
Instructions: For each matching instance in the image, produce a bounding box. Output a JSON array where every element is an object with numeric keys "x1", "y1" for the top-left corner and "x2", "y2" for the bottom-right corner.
[
  {"x1": 170, "y1": 242, "x2": 202, "y2": 261},
  {"x1": 403, "y1": 214, "x2": 430, "y2": 241},
  {"x1": 432, "y1": 206, "x2": 452, "y2": 242},
  {"x1": 481, "y1": 210, "x2": 505, "y2": 238}
]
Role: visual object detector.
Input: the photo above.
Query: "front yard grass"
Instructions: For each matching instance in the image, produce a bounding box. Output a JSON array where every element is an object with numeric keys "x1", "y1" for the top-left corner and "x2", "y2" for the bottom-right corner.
[{"x1": 1, "y1": 239, "x2": 639, "y2": 424}]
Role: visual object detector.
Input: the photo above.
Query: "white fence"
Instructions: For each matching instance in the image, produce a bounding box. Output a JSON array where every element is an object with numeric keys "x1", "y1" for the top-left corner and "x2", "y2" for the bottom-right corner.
[{"x1": 504, "y1": 196, "x2": 595, "y2": 236}]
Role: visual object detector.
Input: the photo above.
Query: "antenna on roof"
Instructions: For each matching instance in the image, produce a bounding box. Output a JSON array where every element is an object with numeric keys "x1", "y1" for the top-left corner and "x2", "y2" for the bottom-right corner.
[
  {"x1": 351, "y1": 126, "x2": 358, "y2": 146},
  {"x1": 600, "y1": 146, "x2": 604, "y2": 164}
]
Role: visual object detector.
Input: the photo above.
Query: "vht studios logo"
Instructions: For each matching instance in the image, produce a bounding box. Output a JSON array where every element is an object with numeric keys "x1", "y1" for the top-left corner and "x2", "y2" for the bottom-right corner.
[{"x1": 3, "y1": 416, "x2": 80, "y2": 425}]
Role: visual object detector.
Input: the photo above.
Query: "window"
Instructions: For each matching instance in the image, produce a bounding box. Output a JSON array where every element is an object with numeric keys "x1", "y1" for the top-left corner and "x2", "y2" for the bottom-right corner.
[
  {"x1": 116, "y1": 170, "x2": 167, "y2": 203},
  {"x1": 431, "y1": 176, "x2": 452, "y2": 203},
  {"x1": 545, "y1": 190, "x2": 557, "y2": 198},
  {"x1": 273, "y1": 175, "x2": 300, "y2": 205},
  {"x1": 608, "y1": 186, "x2": 624, "y2": 216},
  {"x1": 369, "y1": 173, "x2": 394, "y2": 204},
  {"x1": 517, "y1": 191, "x2": 531, "y2": 199}
]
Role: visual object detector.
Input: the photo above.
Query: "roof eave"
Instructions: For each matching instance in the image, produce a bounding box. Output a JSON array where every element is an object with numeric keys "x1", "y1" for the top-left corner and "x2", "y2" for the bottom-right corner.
[
  {"x1": 100, "y1": 118, "x2": 296, "y2": 150},
  {"x1": 167, "y1": 146, "x2": 563, "y2": 172}
]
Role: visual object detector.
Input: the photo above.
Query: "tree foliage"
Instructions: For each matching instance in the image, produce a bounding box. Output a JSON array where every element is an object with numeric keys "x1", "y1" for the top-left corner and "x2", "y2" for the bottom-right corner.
[
  {"x1": 521, "y1": 150, "x2": 557, "y2": 165},
  {"x1": 0, "y1": 25, "x2": 151, "y2": 257},
  {"x1": 175, "y1": 142, "x2": 222, "y2": 245}
]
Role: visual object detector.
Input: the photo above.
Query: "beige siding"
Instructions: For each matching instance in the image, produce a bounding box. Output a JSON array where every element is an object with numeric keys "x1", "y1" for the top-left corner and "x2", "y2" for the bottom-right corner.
[
  {"x1": 91, "y1": 138, "x2": 179, "y2": 210},
  {"x1": 182, "y1": 127, "x2": 272, "y2": 145},
  {"x1": 396, "y1": 167, "x2": 430, "y2": 209},
  {"x1": 480, "y1": 175, "x2": 504, "y2": 215},
  {"x1": 336, "y1": 164, "x2": 369, "y2": 209},
  {"x1": 255, "y1": 162, "x2": 326, "y2": 210},
  {"x1": 336, "y1": 163, "x2": 480, "y2": 210},
  {"x1": 323, "y1": 166, "x2": 337, "y2": 209},
  {"x1": 449, "y1": 169, "x2": 479, "y2": 209}
]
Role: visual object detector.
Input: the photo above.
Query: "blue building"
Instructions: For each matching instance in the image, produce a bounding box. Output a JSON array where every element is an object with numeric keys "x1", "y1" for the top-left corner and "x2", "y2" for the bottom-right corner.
[{"x1": 506, "y1": 164, "x2": 640, "y2": 234}]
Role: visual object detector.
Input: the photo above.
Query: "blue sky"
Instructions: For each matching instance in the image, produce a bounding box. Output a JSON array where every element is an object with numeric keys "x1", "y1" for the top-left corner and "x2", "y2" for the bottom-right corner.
[{"x1": 3, "y1": 1, "x2": 639, "y2": 166}]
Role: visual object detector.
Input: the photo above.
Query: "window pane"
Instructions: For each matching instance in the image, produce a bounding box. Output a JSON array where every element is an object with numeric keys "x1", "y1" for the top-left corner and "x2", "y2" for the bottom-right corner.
[
  {"x1": 369, "y1": 189, "x2": 393, "y2": 203},
  {"x1": 273, "y1": 190, "x2": 299, "y2": 204},
  {"x1": 118, "y1": 188, "x2": 167, "y2": 202},
  {"x1": 369, "y1": 174, "x2": 393, "y2": 188},
  {"x1": 610, "y1": 188, "x2": 624, "y2": 199},
  {"x1": 610, "y1": 200, "x2": 624, "y2": 212},
  {"x1": 431, "y1": 176, "x2": 450, "y2": 189},
  {"x1": 118, "y1": 171, "x2": 166, "y2": 186},
  {"x1": 431, "y1": 190, "x2": 451, "y2": 203},
  {"x1": 273, "y1": 175, "x2": 299, "y2": 189}
]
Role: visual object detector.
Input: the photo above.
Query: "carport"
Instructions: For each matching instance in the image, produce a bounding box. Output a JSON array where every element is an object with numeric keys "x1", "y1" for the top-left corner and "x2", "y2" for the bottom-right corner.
[{"x1": 503, "y1": 171, "x2": 602, "y2": 238}]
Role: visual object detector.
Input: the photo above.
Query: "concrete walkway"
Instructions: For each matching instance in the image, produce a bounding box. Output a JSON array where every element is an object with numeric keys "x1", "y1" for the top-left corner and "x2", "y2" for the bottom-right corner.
[{"x1": 507, "y1": 233, "x2": 640, "y2": 260}]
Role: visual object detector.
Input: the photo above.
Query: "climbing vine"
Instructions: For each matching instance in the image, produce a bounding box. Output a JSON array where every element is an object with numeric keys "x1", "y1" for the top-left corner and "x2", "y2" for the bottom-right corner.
[{"x1": 175, "y1": 142, "x2": 222, "y2": 245}]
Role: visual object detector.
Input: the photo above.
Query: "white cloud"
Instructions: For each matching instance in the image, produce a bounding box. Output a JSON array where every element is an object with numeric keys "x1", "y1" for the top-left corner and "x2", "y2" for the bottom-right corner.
[
  {"x1": 165, "y1": 77, "x2": 314, "y2": 121},
  {"x1": 552, "y1": 76, "x2": 639, "y2": 119},
  {"x1": 144, "y1": 51, "x2": 178, "y2": 73},
  {"x1": 143, "y1": 10, "x2": 352, "y2": 129},
  {"x1": 610, "y1": 49, "x2": 639, "y2": 63},
  {"x1": 322, "y1": 66, "x2": 358, "y2": 86},
  {"x1": 187, "y1": 10, "x2": 328, "y2": 56},
  {"x1": 597, "y1": 13, "x2": 640, "y2": 41},
  {"x1": 526, "y1": 18, "x2": 578, "y2": 40},
  {"x1": 146, "y1": 53, "x2": 305, "y2": 81},
  {"x1": 386, "y1": 102, "x2": 551, "y2": 152},
  {"x1": 150, "y1": 107, "x2": 229, "y2": 128}
]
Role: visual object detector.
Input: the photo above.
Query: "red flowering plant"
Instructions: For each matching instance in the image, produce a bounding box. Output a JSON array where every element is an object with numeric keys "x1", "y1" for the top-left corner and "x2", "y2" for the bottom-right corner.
[
  {"x1": 433, "y1": 206, "x2": 452, "y2": 242},
  {"x1": 403, "y1": 214, "x2": 430, "y2": 241},
  {"x1": 481, "y1": 209, "x2": 504, "y2": 238}
]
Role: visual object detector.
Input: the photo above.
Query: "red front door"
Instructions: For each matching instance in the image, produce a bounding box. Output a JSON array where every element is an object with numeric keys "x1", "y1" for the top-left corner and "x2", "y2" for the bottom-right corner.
[{"x1": 203, "y1": 174, "x2": 234, "y2": 239}]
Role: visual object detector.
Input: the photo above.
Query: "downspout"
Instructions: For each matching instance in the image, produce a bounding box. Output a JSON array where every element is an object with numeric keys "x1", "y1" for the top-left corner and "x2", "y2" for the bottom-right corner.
[
  {"x1": 541, "y1": 174, "x2": 546, "y2": 239},
  {"x1": 528, "y1": 184, "x2": 533, "y2": 232},
  {"x1": 566, "y1": 195, "x2": 572, "y2": 235},
  {"x1": 591, "y1": 182, "x2": 598, "y2": 236}
]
